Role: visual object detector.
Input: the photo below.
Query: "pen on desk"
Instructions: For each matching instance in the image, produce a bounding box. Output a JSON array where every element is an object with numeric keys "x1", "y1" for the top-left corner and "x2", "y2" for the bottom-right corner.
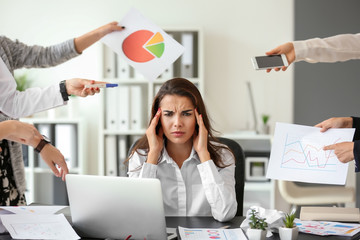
[
  {"x1": 220, "y1": 225, "x2": 231, "y2": 229},
  {"x1": 85, "y1": 83, "x2": 118, "y2": 88}
]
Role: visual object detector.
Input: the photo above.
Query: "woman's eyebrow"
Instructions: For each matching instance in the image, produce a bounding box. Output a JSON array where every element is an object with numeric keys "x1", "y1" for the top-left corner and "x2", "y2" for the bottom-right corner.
[{"x1": 182, "y1": 109, "x2": 193, "y2": 113}]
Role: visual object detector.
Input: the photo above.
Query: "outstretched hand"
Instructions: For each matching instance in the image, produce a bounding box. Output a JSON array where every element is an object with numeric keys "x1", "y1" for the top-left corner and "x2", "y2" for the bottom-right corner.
[
  {"x1": 265, "y1": 42, "x2": 295, "y2": 72},
  {"x1": 65, "y1": 79, "x2": 103, "y2": 97},
  {"x1": 323, "y1": 142, "x2": 354, "y2": 164},
  {"x1": 315, "y1": 117, "x2": 353, "y2": 132}
]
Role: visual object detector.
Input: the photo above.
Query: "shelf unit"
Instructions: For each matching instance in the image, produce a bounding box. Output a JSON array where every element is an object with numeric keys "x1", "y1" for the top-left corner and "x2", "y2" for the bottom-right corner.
[
  {"x1": 20, "y1": 118, "x2": 85, "y2": 205},
  {"x1": 98, "y1": 27, "x2": 204, "y2": 176}
]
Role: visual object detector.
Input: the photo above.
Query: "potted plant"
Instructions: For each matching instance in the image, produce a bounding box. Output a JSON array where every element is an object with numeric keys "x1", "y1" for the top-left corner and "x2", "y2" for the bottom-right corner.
[
  {"x1": 261, "y1": 114, "x2": 270, "y2": 134},
  {"x1": 247, "y1": 209, "x2": 268, "y2": 240},
  {"x1": 278, "y1": 210, "x2": 299, "y2": 240},
  {"x1": 14, "y1": 73, "x2": 32, "y2": 92}
]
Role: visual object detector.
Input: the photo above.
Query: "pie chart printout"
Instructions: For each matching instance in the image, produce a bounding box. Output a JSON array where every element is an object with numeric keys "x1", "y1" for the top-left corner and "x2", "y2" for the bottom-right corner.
[{"x1": 122, "y1": 30, "x2": 165, "y2": 63}]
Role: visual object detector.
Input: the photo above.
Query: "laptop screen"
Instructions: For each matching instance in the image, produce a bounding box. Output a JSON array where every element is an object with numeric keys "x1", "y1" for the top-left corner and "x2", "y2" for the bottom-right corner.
[{"x1": 66, "y1": 174, "x2": 167, "y2": 240}]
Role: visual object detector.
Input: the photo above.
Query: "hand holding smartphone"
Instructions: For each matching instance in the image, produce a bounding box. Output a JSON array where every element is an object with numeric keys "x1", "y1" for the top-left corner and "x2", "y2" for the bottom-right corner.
[{"x1": 251, "y1": 54, "x2": 289, "y2": 70}]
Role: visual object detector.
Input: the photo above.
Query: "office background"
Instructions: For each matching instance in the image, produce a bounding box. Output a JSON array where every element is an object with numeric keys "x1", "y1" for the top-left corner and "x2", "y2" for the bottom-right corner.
[{"x1": 1, "y1": 0, "x2": 359, "y2": 207}]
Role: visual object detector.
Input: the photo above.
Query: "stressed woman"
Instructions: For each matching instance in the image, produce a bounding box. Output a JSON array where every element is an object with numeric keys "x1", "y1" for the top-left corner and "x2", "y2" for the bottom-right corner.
[{"x1": 127, "y1": 78, "x2": 237, "y2": 222}]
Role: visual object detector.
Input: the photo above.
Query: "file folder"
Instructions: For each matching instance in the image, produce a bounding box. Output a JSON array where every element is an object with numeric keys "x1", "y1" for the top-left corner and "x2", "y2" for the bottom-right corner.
[
  {"x1": 117, "y1": 55, "x2": 130, "y2": 80},
  {"x1": 181, "y1": 33, "x2": 194, "y2": 78},
  {"x1": 103, "y1": 46, "x2": 116, "y2": 78},
  {"x1": 55, "y1": 124, "x2": 77, "y2": 169},
  {"x1": 105, "y1": 88, "x2": 119, "y2": 130},
  {"x1": 130, "y1": 85, "x2": 143, "y2": 130},
  {"x1": 105, "y1": 135, "x2": 118, "y2": 176},
  {"x1": 118, "y1": 86, "x2": 130, "y2": 131},
  {"x1": 36, "y1": 124, "x2": 53, "y2": 168},
  {"x1": 118, "y1": 136, "x2": 128, "y2": 177}
]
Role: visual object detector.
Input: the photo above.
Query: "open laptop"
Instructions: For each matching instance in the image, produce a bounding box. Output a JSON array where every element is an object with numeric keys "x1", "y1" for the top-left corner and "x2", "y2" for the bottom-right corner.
[{"x1": 66, "y1": 174, "x2": 167, "y2": 240}]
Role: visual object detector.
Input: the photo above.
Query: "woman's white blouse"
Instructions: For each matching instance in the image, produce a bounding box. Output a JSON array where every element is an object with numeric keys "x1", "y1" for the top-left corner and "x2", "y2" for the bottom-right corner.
[
  {"x1": 128, "y1": 143, "x2": 237, "y2": 222},
  {"x1": 293, "y1": 33, "x2": 360, "y2": 63}
]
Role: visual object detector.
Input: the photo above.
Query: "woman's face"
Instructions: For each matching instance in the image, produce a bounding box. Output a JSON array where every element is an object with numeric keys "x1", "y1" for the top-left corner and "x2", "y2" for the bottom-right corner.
[{"x1": 159, "y1": 95, "x2": 196, "y2": 145}]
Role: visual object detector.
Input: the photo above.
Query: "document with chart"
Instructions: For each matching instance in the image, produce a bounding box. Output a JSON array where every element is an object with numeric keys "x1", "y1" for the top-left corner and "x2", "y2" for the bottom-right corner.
[{"x1": 266, "y1": 122, "x2": 355, "y2": 185}]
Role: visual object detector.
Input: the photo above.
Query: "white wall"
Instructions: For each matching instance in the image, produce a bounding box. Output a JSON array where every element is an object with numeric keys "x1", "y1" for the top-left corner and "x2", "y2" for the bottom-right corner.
[{"x1": 0, "y1": 0, "x2": 294, "y2": 174}]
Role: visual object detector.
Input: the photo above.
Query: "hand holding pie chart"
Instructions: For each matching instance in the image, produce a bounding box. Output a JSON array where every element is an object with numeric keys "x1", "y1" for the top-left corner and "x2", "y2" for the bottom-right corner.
[{"x1": 122, "y1": 30, "x2": 165, "y2": 63}]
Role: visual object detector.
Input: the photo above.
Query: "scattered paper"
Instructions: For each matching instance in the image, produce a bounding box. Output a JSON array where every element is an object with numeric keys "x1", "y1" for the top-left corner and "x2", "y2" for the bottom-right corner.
[
  {"x1": 1, "y1": 205, "x2": 67, "y2": 215},
  {"x1": 266, "y1": 122, "x2": 355, "y2": 185},
  {"x1": 178, "y1": 226, "x2": 247, "y2": 240},
  {"x1": 1, "y1": 214, "x2": 80, "y2": 239},
  {"x1": 101, "y1": 8, "x2": 184, "y2": 81},
  {"x1": 296, "y1": 219, "x2": 360, "y2": 236}
]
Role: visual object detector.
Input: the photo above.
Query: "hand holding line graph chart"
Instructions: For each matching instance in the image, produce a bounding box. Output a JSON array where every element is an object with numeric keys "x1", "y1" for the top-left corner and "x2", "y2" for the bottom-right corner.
[{"x1": 266, "y1": 122, "x2": 355, "y2": 185}]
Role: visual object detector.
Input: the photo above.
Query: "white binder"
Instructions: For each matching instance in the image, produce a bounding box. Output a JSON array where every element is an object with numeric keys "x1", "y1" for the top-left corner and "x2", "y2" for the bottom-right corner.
[
  {"x1": 105, "y1": 135, "x2": 118, "y2": 176},
  {"x1": 103, "y1": 46, "x2": 116, "y2": 78},
  {"x1": 181, "y1": 33, "x2": 194, "y2": 78},
  {"x1": 55, "y1": 124, "x2": 77, "y2": 169},
  {"x1": 105, "y1": 88, "x2": 119, "y2": 130},
  {"x1": 134, "y1": 69, "x2": 146, "y2": 80},
  {"x1": 161, "y1": 34, "x2": 174, "y2": 79},
  {"x1": 118, "y1": 86, "x2": 130, "y2": 131},
  {"x1": 154, "y1": 84, "x2": 162, "y2": 96},
  {"x1": 130, "y1": 85, "x2": 143, "y2": 130},
  {"x1": 118, "y1": 135, "x2": 128, "y2": 177},
  {"x1": 37, "y1": 124, "x2": 53, "y2": 168},
  {"x1": 117, "y1": 55, "x2": 131, "y2": 80}
]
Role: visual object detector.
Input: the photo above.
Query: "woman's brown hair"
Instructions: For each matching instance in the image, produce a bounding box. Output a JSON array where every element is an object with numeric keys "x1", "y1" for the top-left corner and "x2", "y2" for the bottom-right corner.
[{"x1": 127, "y1": 78, "x2": 231, "y2": 168}]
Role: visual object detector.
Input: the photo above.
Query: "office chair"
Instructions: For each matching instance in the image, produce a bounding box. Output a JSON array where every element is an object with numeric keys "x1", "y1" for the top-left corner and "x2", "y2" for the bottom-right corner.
[
  {"x1": 217, "y1": 137, "x2": 245, "y2": 216},
  {"x1": 278, "y1": 180, "x2": 355, "y2": 212},
  {"x1": 127, "y1": 137, "x2": 245, "y2": 216}
]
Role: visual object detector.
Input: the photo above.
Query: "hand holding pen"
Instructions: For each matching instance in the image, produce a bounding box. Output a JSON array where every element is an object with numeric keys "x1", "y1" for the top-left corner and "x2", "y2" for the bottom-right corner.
[{"x1": 65, "y1": 79, "x2": 118, "y2": 98}]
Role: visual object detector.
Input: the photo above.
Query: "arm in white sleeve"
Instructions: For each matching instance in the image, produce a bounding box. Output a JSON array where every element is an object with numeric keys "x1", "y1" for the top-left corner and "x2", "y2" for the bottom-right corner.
[
  {"x1": 0, "y1": 79, "x2": 65, "y2": 119},
  {"x1": 197, "y1": 149, "x2": 237, "y2": 222},
  {"x1": 293, "y1": 33, "x2": 360, "y2": 63},
  {"x1": 128, "y1": 151, "x2": 157, "y2": 178}
]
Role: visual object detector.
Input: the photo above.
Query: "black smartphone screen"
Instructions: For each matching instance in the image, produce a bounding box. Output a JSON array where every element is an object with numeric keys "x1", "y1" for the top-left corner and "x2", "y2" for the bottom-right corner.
[{"x1": 255, "y1": 55, "x2": 284, "y2": 68}]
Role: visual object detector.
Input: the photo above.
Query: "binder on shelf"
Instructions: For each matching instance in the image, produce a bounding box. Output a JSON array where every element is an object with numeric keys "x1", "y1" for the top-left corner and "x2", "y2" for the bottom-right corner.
[
  {"x1": 117, "y1": 55, "x2": 131, "y2": 80},
  {"x1": 118, "y1": 136, "x2": 128, "y2": 177},
  {"x1": 133, "y1": 69, "x2": 146, "y2": 80},
  {"x1": 160, "y1": 34, "x2": 174, "y2": 79},
  {"x1": 105, "y1": 135, "x2": 118, "y2": 176},
  {"x1": 105, "y1": 88, "x2": 119, "y2": 130},
  {"x1": 180, "y1": 33, "x2": 194, "y2": 78},
  {"x1": 103, "y1": 46, "x2": 116, "y2": 78},
  {"x1": 55, "y1": 124, "x2": 77, "y2": 169},
  {"x1": 154, "y1": 84, "x2": 162, "y2": 96},
  {"x1": 118, "y1": 86, "x2": 130, "y2": 131},
  {"x1": 130, "y1": 85, "x2": 143, "y2": 130},
  {"x1": 36, "y1": 124, "x2": 53, "y2": 168}
]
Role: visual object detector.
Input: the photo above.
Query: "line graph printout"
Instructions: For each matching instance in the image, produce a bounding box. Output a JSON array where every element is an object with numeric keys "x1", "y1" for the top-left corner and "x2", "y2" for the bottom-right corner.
[{"x1": 266, "y1": 122, "x2": 355, "y2": 185}]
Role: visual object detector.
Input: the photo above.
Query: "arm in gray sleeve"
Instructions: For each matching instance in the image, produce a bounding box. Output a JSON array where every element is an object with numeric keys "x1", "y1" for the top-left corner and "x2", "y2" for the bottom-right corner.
[{"x1": 1, "y1": 36, "x2": 80, "y2": 70}]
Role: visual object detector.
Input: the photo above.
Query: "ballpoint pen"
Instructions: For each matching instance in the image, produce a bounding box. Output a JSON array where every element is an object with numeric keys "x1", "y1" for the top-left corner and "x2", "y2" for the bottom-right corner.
[{"x1": 84, "y1": 83, "x2": 118, "y2": 88}]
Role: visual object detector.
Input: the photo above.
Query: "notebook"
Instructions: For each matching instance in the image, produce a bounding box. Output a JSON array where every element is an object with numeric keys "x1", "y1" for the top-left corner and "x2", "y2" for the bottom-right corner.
[{"x1": 66, "y1": 174, "x2": 167, "y2": 240}]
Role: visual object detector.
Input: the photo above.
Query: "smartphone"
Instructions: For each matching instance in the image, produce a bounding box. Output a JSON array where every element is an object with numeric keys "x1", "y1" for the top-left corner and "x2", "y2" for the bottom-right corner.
[{"x1": 251, "y1": 54, "x2": 289, "y2": 70}]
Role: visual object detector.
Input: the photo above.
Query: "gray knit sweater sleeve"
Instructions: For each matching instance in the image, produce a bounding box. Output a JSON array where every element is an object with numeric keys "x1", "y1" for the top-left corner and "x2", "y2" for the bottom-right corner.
[{"x1": 0, "y1": 36, "x2": 80, "y2": 72}]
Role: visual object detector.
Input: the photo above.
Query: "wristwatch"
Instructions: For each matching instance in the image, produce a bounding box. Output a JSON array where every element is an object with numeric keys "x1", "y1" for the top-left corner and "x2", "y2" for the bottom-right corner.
[
  {"x1": 35, "y1": 135, "x2": 51, "y2": 153},
  {"x1": 59, "y1": 80, "x2": 70, "y2": 101}
]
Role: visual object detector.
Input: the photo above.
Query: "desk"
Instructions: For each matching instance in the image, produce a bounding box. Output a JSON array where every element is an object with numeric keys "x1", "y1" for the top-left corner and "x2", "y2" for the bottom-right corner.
[
  {"x1": 0, "y1": 214, "x2": 359, "y2": 240},
  {"x1": 166, "y1": 217, "x2": 360, "y2": 240}
]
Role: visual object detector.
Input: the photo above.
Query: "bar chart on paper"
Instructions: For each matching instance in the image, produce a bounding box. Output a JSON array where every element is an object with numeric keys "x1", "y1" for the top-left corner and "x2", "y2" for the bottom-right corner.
[
  {"x1": 178, "y1": 227, "x2": 247, "y2": 240},
  {"x1": 266, "y1": 122, "x2": 355, "y2": 185}
]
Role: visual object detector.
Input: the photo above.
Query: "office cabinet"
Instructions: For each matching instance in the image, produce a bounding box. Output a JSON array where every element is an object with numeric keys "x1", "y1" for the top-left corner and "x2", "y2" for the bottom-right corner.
[
  {"x1": 21, "y1": 118, "x2": 85, "y2": 205},
  {"x1": 98, "y1": 27, "x2": 204, "y2": 176}
]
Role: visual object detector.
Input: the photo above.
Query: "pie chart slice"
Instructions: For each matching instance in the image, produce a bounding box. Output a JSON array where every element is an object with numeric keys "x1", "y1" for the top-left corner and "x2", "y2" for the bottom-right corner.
[
  {"x1": 122, "y1": 30, "x2": 155, "y2": 63},
  {"x1": 146, "y1": 43, "x2": 165, "y2": 58}
]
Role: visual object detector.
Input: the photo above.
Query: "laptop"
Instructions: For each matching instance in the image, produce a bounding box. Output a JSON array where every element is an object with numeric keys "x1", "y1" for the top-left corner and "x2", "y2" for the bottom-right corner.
[{"x1": 66, "y1": 174, "x2": 167, "y2": 240}]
